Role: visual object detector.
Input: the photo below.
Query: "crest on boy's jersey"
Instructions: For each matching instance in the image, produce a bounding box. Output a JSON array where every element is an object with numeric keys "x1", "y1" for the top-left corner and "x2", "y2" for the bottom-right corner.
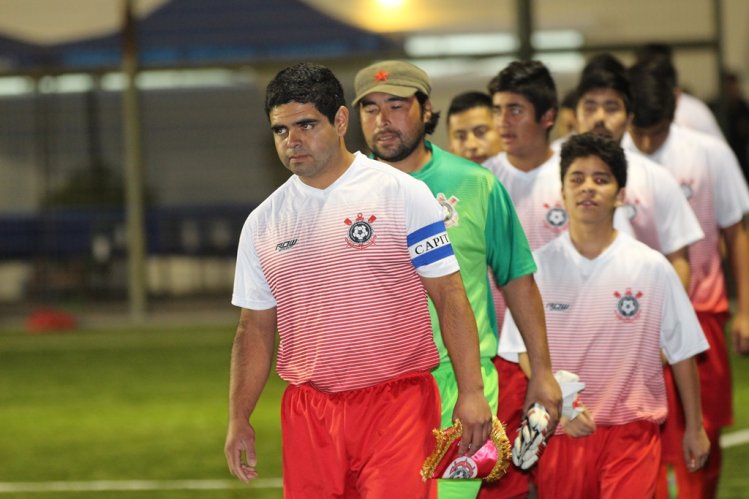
[
  {"x1": 614, "y1": 288, "x2": 643, "y2": 321},
  {"x1": 543, "y1": 202, "x2": 568, "y2": 231},
  {"x1": 621, "y1": 198, "x2": 641, "y2": 220},
  {"x1": 436, "y1": 193, "x2": 460, "y2": 228},
  {"x1": 344, "y1": 213, "x2": 377, "y2": 249},
  {"x1": 680, "y1": 179, "x2": 695, "y2": 200}
]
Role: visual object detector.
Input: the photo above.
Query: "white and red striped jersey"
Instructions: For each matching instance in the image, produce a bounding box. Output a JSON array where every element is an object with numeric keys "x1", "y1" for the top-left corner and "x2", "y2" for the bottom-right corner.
[
  {"x1": 620, "y1": 149, "x2": 704, "y2": 255},
  {"x1": 499, "y1": 232, "x2": 708, "y2": 427},
  {"x1": 232, "y1": 152, "x2": 458, "y2": 393},
  {"x1": 483, "y1": 151, "x2": 568, "y2": 250},
  {"x1": 623, "y1": 124, "x2": 749, "y2": 313}
]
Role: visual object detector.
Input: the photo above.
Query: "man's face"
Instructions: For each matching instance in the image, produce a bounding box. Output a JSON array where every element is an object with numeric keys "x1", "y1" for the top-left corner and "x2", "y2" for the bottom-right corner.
[
  {"x1": 269, "y1": 101, "x2": 346, "y2": 182},
  {"x1": 447, "y1": 106, "x2": 503, "y2": 164},
  {"x1": 562, "y1": 154, "x2": 624, "y2": 225},
  {"x1": 492, "y1": 91, "x2": 554, "y2": 158},
  {"x1": 358, "y1": 92, "x2": 428, "y2": 163},
  {"x1": 576, "y1": 88, "x2": 631, "y2": 142},
  {"x1": 628, "y1": 119, "x2": 671, "y2": 155}
]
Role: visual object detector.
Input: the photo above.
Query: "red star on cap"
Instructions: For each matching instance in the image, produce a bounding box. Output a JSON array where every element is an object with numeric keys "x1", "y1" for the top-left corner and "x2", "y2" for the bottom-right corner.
[{"x1": 374, "y1": 70, "x2": 389, "y2": 81}]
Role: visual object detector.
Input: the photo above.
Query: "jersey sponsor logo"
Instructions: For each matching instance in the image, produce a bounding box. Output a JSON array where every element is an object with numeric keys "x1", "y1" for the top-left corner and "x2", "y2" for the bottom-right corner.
[
  {"x1": 546, "y1": 302, "x2": 570, "y2": 312},
  {"x1": 543, "y1": 202, "x2": 568, "y2": 231},
  {"x1": 436, "y1": 193, "x2": 460, "y2": 228},
  {"x1": 344, "y1": 213, "x2": 377, "y2": 249},
  {"x1": 275, "y1": 238, "x2": 298, "y2": 251},
  {"x1": 680, "y1": 179, "x2": 695, "y2": 200},
  {"x1": 407, "y1": 221, "x2": 454, "y2": 267},
  {"x1": 614, "y1": 288, "x2": 643, "y2": 321}
]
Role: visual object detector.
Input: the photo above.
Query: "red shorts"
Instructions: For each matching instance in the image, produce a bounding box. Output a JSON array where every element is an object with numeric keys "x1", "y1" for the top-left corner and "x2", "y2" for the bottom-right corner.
[
  {"x1": 478, "y1": 356, "x2": 530, "y2": 499},
  {"x1": 658, "y1": 312, "x2": 729, "y2": 498},
  {"x1": 661, "y1": 311, "x2": 731, "y2": 463},
  {"x1": 281, "y1": 372, "x2": 440, "y2": 498},
  {"x1": 536, "y1": 420, "x2": 661, "y2": 499}
]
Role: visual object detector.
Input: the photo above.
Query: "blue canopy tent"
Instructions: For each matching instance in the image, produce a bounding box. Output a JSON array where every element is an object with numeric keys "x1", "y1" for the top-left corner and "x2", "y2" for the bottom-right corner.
[{"x1": 0, "y1": 0, "x2": 399, "y2": 320}]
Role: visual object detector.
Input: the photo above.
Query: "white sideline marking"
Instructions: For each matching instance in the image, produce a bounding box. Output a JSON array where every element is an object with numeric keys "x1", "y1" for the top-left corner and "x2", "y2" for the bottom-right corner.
[
  {"x1": 0, "y1": 478, "x2": 282, "y2": 493},
  {"x1": 720, "y1": 428, "x2": 749, "y2": 448},
  {"x1": 3, "y1": 430, "x2": 749, "y2": 495}
]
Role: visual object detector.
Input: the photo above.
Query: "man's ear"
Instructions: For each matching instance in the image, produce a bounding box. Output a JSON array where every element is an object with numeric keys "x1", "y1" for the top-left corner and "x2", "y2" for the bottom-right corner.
[
  {"x1": 334, "y1": 105, "x2": 349, "y2": 136},
  {"x1": 540, "y1": 107, "x2": 556, "y2": 131},
  {"x1": 422, "y1": 98, "x2": 433, "y2": 123},
  {"x1": 615, "y1": 187, "x2": 626, "y2": 207}
]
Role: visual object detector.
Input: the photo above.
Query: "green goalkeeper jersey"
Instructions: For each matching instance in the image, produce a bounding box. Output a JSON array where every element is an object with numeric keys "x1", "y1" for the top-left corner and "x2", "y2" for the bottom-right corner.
[{"x1": 411, "y1": 142, "x2": 536, "y2": 362}]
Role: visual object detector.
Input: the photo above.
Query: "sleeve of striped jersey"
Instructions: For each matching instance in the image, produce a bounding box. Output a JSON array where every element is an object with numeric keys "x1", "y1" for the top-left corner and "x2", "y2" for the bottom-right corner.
[
  {"x1": 231, "y1": 220, "x2": 277, "y2": 310},
  {"x1": 651, "y1": 164, "x2": 705, "y2": 254},
  {"x1": 485, "y1": 178, "x2": 536, "y2": 287},
  {"x1": 497, "y1": 309, "x2": 525, "y2": 363},
  {"x1": 711, "y1": 140, "x2": 749, "y2": 228},
  {"x1": 660, "y1": 262, "x2": 709, "y2": 364},
  {"x1": 404, "y1": 178, "x2": 459, "y2": 278}
]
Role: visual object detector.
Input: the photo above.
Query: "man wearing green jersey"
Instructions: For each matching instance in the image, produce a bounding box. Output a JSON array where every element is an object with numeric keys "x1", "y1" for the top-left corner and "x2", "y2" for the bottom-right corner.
[{"x1": 353, "y1": 60, "x2": 562, "y2": 498}]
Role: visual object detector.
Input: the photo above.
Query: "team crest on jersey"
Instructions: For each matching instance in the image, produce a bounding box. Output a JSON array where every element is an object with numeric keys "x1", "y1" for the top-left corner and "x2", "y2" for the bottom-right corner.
[
  {"x1": 443, "y1": 456, "x2": 478, "y2": 479},
  {"x1": 614, "y1": 288, "x2": 643, "y2": 321},
  {"x1": 543, "y1": 202, "x2": 568, "y2": 231},
  {"x1": 344, "y1": 213, "x2": 377, "y2": 249},
  {"x1": 680, "y1": 179, "x2": 695, "y2": 200},
  {"x1": 621, "y1": 198, "x2": 640, "y2": 220},
  {"x1": 436, "y1": 193, "x2": 460, "y2": 228}
]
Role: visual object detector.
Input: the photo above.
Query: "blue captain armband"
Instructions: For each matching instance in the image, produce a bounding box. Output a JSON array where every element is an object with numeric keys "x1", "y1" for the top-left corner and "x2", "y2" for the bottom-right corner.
[{"x1": 407, "y1": 221, "x2": 454, "y2": 268}]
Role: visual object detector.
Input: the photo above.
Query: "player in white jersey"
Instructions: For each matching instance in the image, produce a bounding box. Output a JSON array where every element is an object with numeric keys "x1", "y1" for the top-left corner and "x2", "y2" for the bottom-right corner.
[
  {"x1": 479, "y1": 60, "x2": 561, "y2": 499},
  {"x1": 634, "y1": 42, "x2": 725, "y2": 141},
  {"x1": 224, "y1": 63, "x2": 491, "y2": 498},
  {"x1": 499, "y1": 132, "x2": 710, "y2": 498},
  {"x1": 625, "y1": 57, "x2": 749, "y2": 499},
  {"x1": 573, "y1": 53, "x2": 703, "y2": 288}
]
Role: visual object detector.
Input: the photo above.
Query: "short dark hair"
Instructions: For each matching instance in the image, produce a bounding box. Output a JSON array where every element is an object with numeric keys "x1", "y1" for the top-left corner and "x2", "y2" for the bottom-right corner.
[
  {"x1": 560, "y1": 132, "x2": 627, "y2": 188},
  {"x1": 634, "y1": 43, "x2": 678, "y2": 88},
  {"x1": 487, "y1": 60, "x2": 558, "y2": 122},
  {"x1": 628, "y1": 59, "x2": 676, "y2": 127},
  {"x1": 264, "y1": 62, "x2": 345, "y2": 124},
  {"x1": 415, "y1": 91, "x2": 441, "y2": 135},
  {"x1": 576, "y1": 54, "x2": 632, "y2": 113},
  {"x1": 447, "y1": 91, "x2": 493, "y2": 119}
]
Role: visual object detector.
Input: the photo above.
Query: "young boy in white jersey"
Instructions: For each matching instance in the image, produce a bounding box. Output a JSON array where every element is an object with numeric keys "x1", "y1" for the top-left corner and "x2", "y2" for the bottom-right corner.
[
  {"x1": 225, "y1": 62, "x2": 492, "y2": 498},
  {"x1": 625, "y1": 57, "x2": 749, "y2": 498},
  {"x1": 573, "y1": 54, "x2": 703, "y2": 289},
  {"x1": 500, "y1": 132, "x2": 710, "y2": 498},
  {"x1": 479, "y1": 60, "x2": 562, "y2": 499}
]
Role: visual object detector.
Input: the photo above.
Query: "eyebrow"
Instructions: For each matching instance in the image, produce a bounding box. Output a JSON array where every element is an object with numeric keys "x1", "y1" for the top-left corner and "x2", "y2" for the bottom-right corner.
[
  {"x1": 360, "y1": 95, "x2": 409, "y2": 107},
  {"x1": 271, "y1": 118, "x2": 318, "y2": 131}
]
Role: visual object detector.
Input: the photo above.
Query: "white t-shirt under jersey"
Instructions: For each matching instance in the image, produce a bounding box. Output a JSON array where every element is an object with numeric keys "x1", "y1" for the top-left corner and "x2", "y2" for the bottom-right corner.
[
  {"x1": 499, "y1": 232, "x2": 708, "y2": 427},
  {"x1": 233, "y1": 152, "x2": 458, "y2": 393}
]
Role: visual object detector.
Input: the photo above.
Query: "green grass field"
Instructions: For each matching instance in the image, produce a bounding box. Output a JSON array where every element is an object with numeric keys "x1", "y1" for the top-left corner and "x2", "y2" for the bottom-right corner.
[{"x1": 1, "y1": 324, "x2": 748, "y2": 498}]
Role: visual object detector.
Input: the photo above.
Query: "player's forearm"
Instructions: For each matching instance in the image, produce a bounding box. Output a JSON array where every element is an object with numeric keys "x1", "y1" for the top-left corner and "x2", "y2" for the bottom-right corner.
[
  {"x1": 670, "y1": 358, "x2": 704, "y2": 431},
  {"x1": 723, "y1": 220, "x2": 749, "y2": 315},
  {"x1": 666, "y1": 246, "x2": 691, "y2": 291},
  {"x1": 228, "y1": 310, "x2": 276, "y2": 424},
  {"x1": 503, "y1": 275, "x2": 553, "y2": 376},
  {"x1": 424, "y1": 272, "x2": 484, "y2": 394}
]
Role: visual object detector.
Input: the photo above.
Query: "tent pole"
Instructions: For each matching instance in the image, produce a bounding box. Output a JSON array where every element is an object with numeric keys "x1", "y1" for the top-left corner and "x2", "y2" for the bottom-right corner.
[{"x1": 122, "y1": 0, "x2": 147, "y2": 323}]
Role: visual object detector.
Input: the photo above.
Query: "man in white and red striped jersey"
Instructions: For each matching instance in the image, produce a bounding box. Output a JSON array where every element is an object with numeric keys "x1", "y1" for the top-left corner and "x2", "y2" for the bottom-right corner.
[
  {"x1": 500, "y1": 132, "x2": 710, "y2": 498},
  {"x1": 225, "y1": 63, "x2": 491, "y2": 498},
  {"x1": 624, "y1": 56, "x2": 749, "y2": 499}
]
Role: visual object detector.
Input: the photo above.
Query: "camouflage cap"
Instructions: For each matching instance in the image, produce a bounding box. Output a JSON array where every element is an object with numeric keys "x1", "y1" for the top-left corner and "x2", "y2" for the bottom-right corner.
[{"x1": 353, "y1": 60, "x2": 431, "y2": 105}]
